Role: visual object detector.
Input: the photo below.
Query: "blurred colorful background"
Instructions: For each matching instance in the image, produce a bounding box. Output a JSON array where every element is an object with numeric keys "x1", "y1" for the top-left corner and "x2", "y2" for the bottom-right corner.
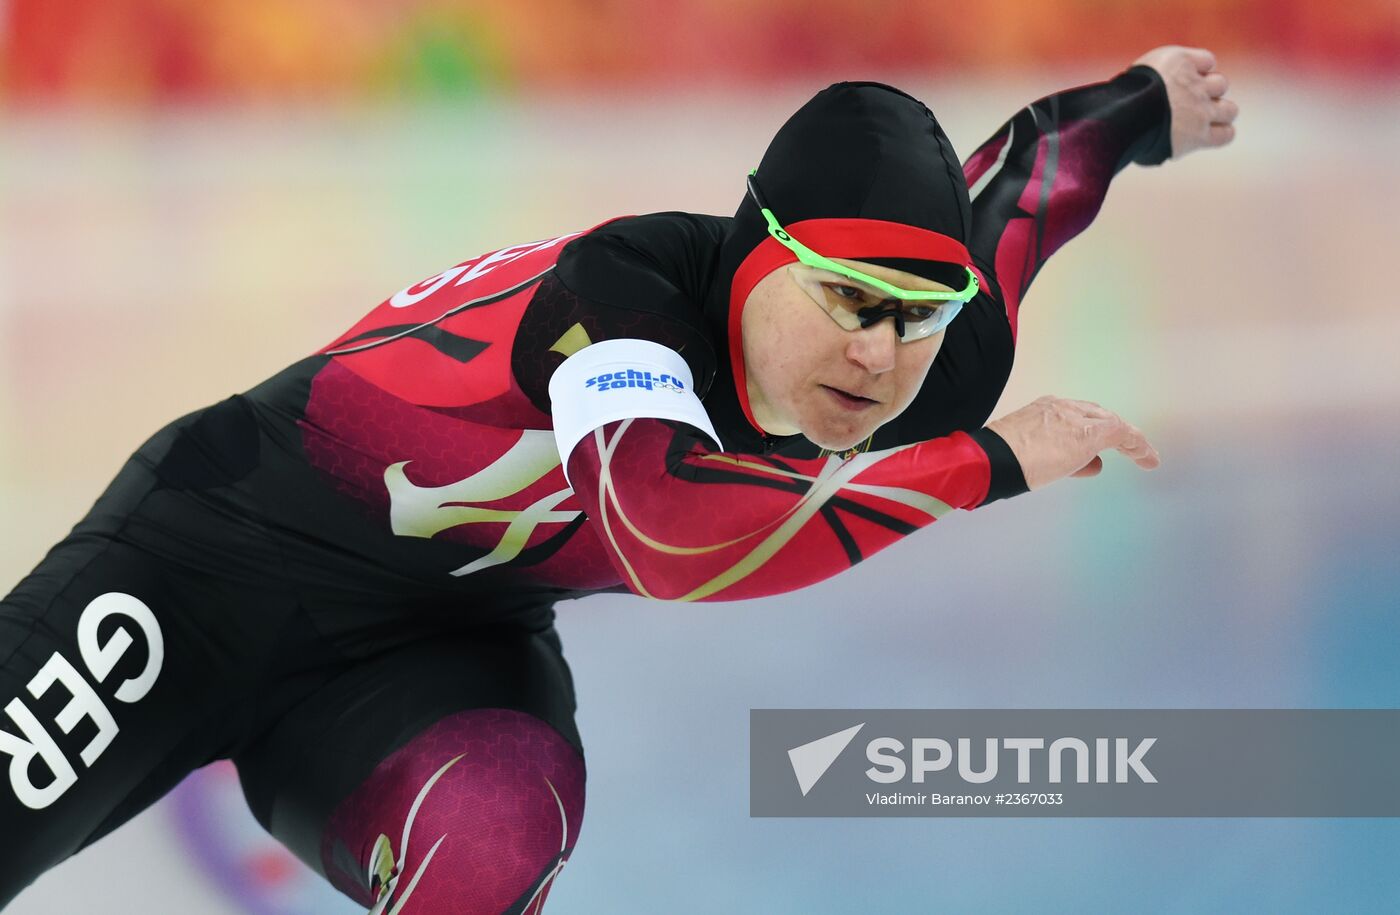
[
  {"x1": 4, "y1": 0, "x2": 1399, "y2": 100},
  {"x1": 3, "y1": 1, "x2": 1398, "y2": 913}
]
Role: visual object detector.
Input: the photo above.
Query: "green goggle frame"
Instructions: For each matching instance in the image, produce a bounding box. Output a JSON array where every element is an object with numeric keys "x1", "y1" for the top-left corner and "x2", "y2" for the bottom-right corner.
[{"x1": 746, "y1": 169, "x2": 980, "y2": 307}]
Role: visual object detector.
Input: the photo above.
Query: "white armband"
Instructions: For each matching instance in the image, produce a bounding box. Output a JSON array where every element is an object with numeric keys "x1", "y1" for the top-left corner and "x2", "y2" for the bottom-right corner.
[{"x1": 548, "y1": 338, "x2": 722, "y2": 484}]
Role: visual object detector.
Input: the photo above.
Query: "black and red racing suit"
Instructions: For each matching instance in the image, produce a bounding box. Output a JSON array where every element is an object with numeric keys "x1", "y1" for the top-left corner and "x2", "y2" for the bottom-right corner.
[{"x1": 0, "y1": 66, "x2": 1171, "y2": 912}]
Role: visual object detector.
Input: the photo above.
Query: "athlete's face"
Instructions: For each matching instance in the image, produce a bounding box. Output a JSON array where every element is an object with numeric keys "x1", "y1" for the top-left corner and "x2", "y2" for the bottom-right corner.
[{"x1": 741, "y1": 258, "x2": 953, "y2": 451}]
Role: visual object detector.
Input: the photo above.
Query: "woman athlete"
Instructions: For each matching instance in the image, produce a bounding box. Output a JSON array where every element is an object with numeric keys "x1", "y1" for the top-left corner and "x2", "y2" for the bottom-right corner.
[{"x1": 1, "y1": 45, "x2": 1235, "y2": 913}]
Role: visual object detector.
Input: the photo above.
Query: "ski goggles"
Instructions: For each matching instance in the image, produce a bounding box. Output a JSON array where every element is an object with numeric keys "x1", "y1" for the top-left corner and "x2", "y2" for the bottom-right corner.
[{"x1": 746, "y1": 170, "x2": 979, "y2": 342}]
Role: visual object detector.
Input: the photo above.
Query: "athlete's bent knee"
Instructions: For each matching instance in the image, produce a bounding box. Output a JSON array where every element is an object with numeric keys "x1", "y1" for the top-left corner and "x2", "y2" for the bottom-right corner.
[{"x1": 320, "y1": 708, "x2": 585, "y2": 914}]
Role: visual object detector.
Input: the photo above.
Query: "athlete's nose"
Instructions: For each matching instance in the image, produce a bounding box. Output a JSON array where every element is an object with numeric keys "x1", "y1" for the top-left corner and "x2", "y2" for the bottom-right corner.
[{"x1": 845, "y1": 318, "x2": 899, "y2": 375}]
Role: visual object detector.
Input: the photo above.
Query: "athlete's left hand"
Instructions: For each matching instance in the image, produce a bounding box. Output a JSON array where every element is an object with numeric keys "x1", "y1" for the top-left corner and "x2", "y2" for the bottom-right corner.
[{"x1": 1132, "y1": 45, "x2": 1238, "y2": 159}]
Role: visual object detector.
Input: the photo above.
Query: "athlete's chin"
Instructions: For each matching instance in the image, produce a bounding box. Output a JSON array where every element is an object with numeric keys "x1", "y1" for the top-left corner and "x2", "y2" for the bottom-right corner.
[
  {"x1": 807, "y1": 433, "x2": 867, "y2": 451},
  {"x1": 801, "y1": 414, "x2": 884, "y2": 452}
]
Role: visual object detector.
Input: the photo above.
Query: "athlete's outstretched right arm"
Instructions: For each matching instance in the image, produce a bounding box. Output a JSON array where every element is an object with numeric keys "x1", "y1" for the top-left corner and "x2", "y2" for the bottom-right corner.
[
  {"x1": 550, "y1": 339, "x2": 1163, "y2": 603},
  {"x1": 564, "y1": 417, "x2": 1024, "y2": 603},
  {"x1": 549, "y1": 339, "x2": 1026, "y2": 603}
]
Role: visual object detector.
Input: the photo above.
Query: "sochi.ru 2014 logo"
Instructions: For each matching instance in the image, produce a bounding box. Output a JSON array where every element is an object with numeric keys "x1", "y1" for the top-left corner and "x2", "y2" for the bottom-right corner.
[{"x1": 585, "y1": 369, "x2": 685, "y2": 393}]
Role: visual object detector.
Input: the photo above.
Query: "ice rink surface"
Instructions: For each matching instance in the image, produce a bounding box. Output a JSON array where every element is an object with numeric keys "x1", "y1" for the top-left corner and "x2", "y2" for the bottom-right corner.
[{"x1": 4, "y1": 67, "x2": 1398, "y2": 912}]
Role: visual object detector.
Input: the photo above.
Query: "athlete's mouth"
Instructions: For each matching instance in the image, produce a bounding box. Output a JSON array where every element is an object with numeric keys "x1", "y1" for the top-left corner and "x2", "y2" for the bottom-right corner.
[{"x1": 821, "y1": 385, "x2": 879, "y2": 410}]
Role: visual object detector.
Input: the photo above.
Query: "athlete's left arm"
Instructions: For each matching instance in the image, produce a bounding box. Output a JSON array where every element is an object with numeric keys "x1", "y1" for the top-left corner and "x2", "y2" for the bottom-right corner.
[
  {"x1": 790, "y1": 67, "x2": 1172, "y2": 458},
  {"x1": 817, "y1": 58, "x2": 1226, "y2": 457},
  {"x1": 962, "y1": 64, "x2": 1172, "y2": 338},
  {"x1": 820, "y1": 65, "x2": 1174, "y2": 458}
]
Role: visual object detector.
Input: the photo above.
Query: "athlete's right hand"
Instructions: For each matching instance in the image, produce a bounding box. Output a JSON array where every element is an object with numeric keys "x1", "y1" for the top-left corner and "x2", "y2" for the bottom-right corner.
[{"x1": 984, "y1": 396, "x2": 1161, "y2": 491}]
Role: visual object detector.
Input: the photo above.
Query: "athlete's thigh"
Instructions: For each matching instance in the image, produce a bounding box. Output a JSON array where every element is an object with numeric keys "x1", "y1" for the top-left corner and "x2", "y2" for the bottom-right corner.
[
  {"x1": 0, "y1": 528, "x2": 252, "y2": 906},
  {"x1": 235, "y1": 624, "x2": 585, "y2": 914}
]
